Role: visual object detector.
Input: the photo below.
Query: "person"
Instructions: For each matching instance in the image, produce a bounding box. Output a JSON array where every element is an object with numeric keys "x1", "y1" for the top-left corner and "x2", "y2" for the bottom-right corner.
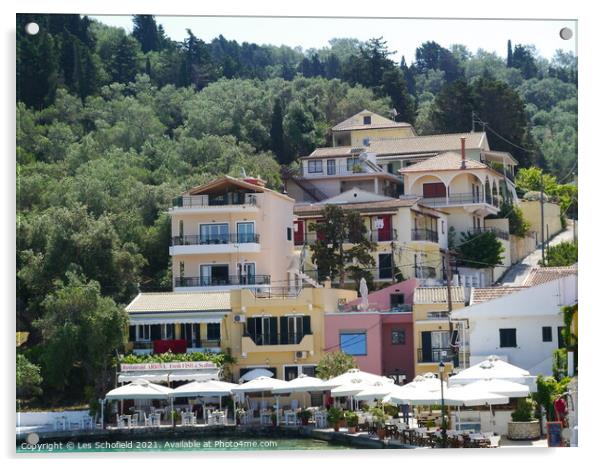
[
  {"x1": 401, "y1": 404, "x2": 410, "y2": 424},
  {"x1": 554, "y1": 396, "x2": 568, "y2": 427}
]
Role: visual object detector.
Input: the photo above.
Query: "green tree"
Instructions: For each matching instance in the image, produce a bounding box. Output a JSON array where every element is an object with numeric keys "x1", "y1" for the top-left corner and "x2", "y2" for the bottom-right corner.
[
  {"x1": 316, "y1": 351, "x2": 357, "y2": 380},
  {"x1": 132, "y1": 15, "x2": 160, "y2": 53},
  {"x1": 34, "y1": 273, "x2": 128, "y2": 398},
  {"x1": 109, "y1": 34, "x2": 140, "y2": 84},
  {"x1": 16, "y1": 353, "x2": 43, "y2": 400},
  {"x1": 270, "y1": 98, "x2": 286, "y2": 164},
  {"x1": 515, "y1": 167, "x2": 558, "y2": 194},
  {"x1": 541, "y1": 241, "x2": 577, "y2": 267},
  {"x1": 283, "y1": 101, "x2": 316, "y2": 160},
  {"x1": 511, "y1": 44, "x2": 538, "y2": 80},
  {"x1": 309, "y1": 206, "x2": 376, "y2": 287},
  {"x1": 496, "y1": 202, "x2": 530, "y2": 237},
  {"x1": 456, "y1": 231, "x2": 504, "y2": 269},
  {"x1": 430, "y1": 79, "x2": 473, "y2": 133}
]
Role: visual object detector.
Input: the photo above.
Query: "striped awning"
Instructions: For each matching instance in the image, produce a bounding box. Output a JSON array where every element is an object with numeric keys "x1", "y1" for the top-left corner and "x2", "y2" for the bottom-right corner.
[{"x1": 128, "y1": 311, "x2": 227, "y2": 325}]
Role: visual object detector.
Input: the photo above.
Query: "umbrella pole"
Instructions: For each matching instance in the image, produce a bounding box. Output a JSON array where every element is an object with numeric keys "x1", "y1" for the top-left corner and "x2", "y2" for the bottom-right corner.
[
  {"x1": 170, "y1": 397, "x2": 174, "y2": 428},
  {"x1": 219, "y1": 396, "x2": 222, "y2": 410},
  {"x1": 276, "y1": 396, "x2": 280, "y2": 426},
  {"x1": 100, "y1": 399, "x2": 104, "y2": 430}
]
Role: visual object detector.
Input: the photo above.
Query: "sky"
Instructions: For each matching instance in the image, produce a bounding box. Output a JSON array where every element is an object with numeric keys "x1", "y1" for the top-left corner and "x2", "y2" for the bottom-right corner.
[{"x1": 90, "y1": 15, "x2": 577, "y2": 63}]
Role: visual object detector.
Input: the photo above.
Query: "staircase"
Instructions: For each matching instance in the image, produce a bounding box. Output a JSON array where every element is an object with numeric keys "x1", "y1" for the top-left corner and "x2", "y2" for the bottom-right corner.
[
  {"x1": 297, "y1": 271, "x2": 322, "y2": 288},
  {"x1": 296, "y1": 243, "x2": 322, "y2": 288},
  {"x1": 281, "y1": 166, "x2": 329, "y2": 202}
]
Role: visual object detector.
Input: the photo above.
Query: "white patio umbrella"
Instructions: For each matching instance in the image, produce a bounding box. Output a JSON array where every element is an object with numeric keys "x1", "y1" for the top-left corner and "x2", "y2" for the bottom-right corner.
[
  {"x1": 271, "y1": 374, "x2": 333, "y2": 417},
  {"x1": 326, "y1": 368, "x2": 391, "y2": 386},
  {"x1": 232, "y1": 376, "x2": 288, "y2": 424},
  {"x1": 387, "y1": 383, "x2": 444, "y2": 406},
  {"x1": 105, "y1": 379, "x2": 173, "y2": 400},
  {"x1": 461, "y1": 379, "x2": 530, "y2": 398},
  {"x1": 448, "y1": 355, "x2": 537, "y2": 391},
  {"x1": 359, "y1": 278, "x2": 369, "y2": 311},
  {"x1": 239, "y1": 368, "x2": 273, "y2": 382},
  {"x1": 354, "y1": 380, "x2": 398, "y2": 402},
  {"x1": 103, "y1": 379, "x2": 174, "y2": 429},
  {"x1": 172, "y1": 380, "x2": 238, "y2": 413}
]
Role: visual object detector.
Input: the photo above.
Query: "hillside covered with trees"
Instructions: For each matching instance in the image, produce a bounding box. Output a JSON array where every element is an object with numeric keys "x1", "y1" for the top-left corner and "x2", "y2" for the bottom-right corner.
[{"x1": 16, "y1": 14, "x2": 577, "y2": 406}]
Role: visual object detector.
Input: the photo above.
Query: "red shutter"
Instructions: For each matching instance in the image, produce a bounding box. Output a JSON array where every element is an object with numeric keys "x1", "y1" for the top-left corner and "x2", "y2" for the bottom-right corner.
[
  {"x1": 316, "y1": 220, "x2": 326, "y2": 241},
  {"x1": 378, "y1": 215, "x2": 392, "y2": 241},
  {"x1": 423, "y1": 183, "x2": 446, "y2": 198},
  {"x1": 294, "y1": 220, "x2": 304, "y2": 245}
]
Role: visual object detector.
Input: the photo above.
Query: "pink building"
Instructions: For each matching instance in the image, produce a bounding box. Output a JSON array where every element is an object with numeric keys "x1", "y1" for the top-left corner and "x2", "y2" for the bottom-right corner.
[{"x1": 324, "y1": 280, "x2": 418, "y2": 383}]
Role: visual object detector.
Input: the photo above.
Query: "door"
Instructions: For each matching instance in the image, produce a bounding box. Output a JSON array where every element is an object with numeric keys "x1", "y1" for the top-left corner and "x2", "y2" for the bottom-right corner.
[
  {"x1": 287, "y1": 316, "x2": 303, "y2": 344},
  {"x1": 327, "y1": 159, "x2": 336, "y2": 175},
  {"x1": 431, "y1": 331, "x2": 450, "y2": 361},
  {"x1": 237, "y1": 262, "x2": 256, "y2": 284},
  {"x1": 284, "y1": 366, "x2": 299, "y2": 381},
  {"x1": 200, "y1": 223, "x2": 229, "y2": 244},
  {"x1": 201, "y1": 264, "x2": 229, "y2": 285},
  {"x1": 237, "y1": 222, "x2": 255, "y2": 243}
]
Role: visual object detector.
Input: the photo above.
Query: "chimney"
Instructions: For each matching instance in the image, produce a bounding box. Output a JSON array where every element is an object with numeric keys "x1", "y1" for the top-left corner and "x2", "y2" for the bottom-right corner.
[{"x1": 460, "y1": 137, "x2": 466, "y2": 169}]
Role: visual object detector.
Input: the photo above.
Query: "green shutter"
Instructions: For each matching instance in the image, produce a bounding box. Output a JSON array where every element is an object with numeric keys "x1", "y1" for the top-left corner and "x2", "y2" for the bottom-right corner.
[{"x1": 280, "y1": 317, "x2": 289, "y2": 345}]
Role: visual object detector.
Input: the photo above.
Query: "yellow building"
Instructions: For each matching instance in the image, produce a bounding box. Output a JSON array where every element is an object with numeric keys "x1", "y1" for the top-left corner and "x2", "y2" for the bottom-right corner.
[
  {"x1": 412, "y1": 286, "x2": 466, "y2": 376},
  {"x1": 125, "y1": 286, "x2": 357, "y2": 382},
  {"x1": 169, "y1": 176, "x2": 296, "y2": 292},
  {"x1": 293, "y1": 188, "x2": 448, "y2": 286}
]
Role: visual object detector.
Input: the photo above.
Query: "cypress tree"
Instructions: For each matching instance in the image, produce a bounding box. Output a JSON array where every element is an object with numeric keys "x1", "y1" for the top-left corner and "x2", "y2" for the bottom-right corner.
[
  {"x1": 270, "y1": 99, "x2": 286, "y2": 164},
  {"x1": 506, "y1": 40, "x2": 513, "y2": 68}
]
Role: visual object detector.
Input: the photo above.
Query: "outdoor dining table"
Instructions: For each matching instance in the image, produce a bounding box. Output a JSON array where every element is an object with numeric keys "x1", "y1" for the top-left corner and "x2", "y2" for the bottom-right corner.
[
  {"x1": 181, "y1": 412, "x2": 197, "y2": 426},
  {"x1": 54, "y1": 415, "x2": 67, "y2": 431},
  {"x1": 260, "y1": 411, "x2": 271, "y2": 425},
  {"x1": 118, "y1": 415, "x2": 133, "y2": 428},
  {"x1": 283, "y1": 411, "x2": 299, "y2": 426},
  {"x1": 208, "y1": 411, "x2": 225, "y2": 426}
]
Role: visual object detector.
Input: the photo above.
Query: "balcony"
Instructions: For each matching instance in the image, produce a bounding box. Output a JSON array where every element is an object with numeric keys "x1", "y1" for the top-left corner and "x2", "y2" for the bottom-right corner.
[
  {"x1": 417, "y1": 192, "x2": 499, "y2": 209},
  {"x1": 174, "y1": 275, "x2": 271, "y2": 289},
  {"x1": 417, "y1": 347, "x2": 455, "y2": 363},
  {"x1": 295, "y1": 228, "x2": 397, "y2": 246},
  {"x1": 426, "y1": 311, "x2": 450, "y2": 320},
  {"x1": 170, "y1": 193, "x2": 259, "y2": 213},
  {"x1": 170, "y1": 233, "x2": 261, "y2": 255},
  {"x1": 466, "y1": 227, "x2": 509, "y2": 241},
  {"x1": 250, "y1": 287, "x2": 303, "y2": 299},
  {"x1": 241, "y1": 333, "x2": 314, "y2": 354},
  {"x1": 131, "y1": 339, "x2": 221, "y2": 355},
  {"x1": 411, "y1": 229, "x2": 439, "y2": 243}
]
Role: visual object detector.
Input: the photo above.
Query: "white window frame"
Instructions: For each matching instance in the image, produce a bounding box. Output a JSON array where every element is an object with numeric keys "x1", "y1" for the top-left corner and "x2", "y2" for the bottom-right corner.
[
  {"x1": 235, "y1": 220, "x2": 256, "y2": 242},
  {"x1": 307, "y1": 160, "x2": 323, "y2": 173},
  {"x1": 136, "y1": 324, "x2": 151, "y2": 342}
]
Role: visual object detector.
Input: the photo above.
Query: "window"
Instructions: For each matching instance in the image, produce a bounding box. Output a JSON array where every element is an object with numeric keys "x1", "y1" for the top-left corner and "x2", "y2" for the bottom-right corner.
[
  {"x1": 136, "y1": 325, "x2": 151, "y2": 341},
  {"x1": 308, "y1": 160, "x2": 323, "y2": 173},
  {"x1": 207, "y1": 323, "x2": 221, "y2": 341},
  {"x1": 363, "y1": 115, "x2": 371, "y2": 124},
  {"x1": 347, "y1": 158, "x2": 359, "y2": 172},
  {"x1": 339, "y1": 332, "x2": 367, "y2": 356},
  {"x1": 499, "y1": 328, "x2": 517, "y2": 348},
  {"x1": 287, "y1": 227, "x2": 292, "y2": 241},
  {"x1": 392, "y1": 329, "x2": 406, "y2": 345},
  {"x1": 284, "y1": 366, "x2": 299, "y2": 381},
  {"x1": 390, "y1": 293, "x2": 405, "y2": 308},
  {"x1": 236, "y1": 222, "x2": 255, "y2": 243},
  {"x1": 200, "y1": 223, "x2": 229, "y2": 244},
  {"x1": 161, "y1": 324, "x2": 175, "y2": 340},
  {"x1": 362, "y1": 138, "x2": 370, "y2": 146},
  {"x1": 327, "y1": 159, "x2": 336, "y2": 175},
  {"x1": 379, "y1": 253, "x2": 393, "y2": 279},
  {"x1": 542, "y1": 326, "x2": 552, "y2": 342}
]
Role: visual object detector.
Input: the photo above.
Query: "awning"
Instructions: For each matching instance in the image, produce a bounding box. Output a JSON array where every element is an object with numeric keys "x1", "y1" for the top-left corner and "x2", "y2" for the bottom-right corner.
[
  {"x1": 128, "y1": 311, "x2": 227, "y2": 325},
  {"x1": 118, "y1": 369, "x2": 220, "y2": 384}
]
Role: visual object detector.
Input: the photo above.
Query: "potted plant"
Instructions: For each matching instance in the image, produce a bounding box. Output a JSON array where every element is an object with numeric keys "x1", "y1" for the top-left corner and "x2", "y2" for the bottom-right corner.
[
  {"x1": 297, "y1": 409, "x2": 312, "y2": 426},
  {"x1": 370, "y1": 407, "x2": 387, "y2": 440},
  {"x1": 344, "y1": 411, "x2": 359, "y2": 434},
  {"x1": 327, "y1": 407, "x2": 344, "y2": 432},
  {"x1": 508, "y1": 398, "x2": 540, "y2": 440}
]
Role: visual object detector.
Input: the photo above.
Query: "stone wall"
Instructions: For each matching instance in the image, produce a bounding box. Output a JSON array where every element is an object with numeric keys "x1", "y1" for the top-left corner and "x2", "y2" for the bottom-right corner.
[{"x1": 507, "y1": 421, "x2": 541, "y2": 440}]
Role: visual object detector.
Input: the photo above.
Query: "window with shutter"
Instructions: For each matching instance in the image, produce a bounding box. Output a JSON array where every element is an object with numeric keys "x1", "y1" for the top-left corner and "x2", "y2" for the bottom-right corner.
[{"x1": 499, "y1": 328, "x2": 517, "y2": 348}]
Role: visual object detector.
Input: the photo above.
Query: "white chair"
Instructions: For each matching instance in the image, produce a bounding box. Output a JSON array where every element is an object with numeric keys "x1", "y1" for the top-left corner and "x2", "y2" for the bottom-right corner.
[{"x1": 291, "y1": 400, "x2": 299, "y2": 410}]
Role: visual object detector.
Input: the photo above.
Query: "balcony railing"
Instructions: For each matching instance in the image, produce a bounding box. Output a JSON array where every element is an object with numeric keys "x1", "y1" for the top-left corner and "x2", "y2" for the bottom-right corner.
[
  {"x1": 171, "y1": 233, "x2": 260, "y2": 246},
  {"x1": 133, "y1": 339, "x2": 221, "y2": 349},
  {"x1": 426, "y1": 311, "x2": 450, "y2": 320},
  {"x1": 417, "y1": 347, "x2": 455, "y2": 363},
  {"x1": 419, "y1": 192, "x2": 495, "y2": 208},
  {"x1": 175, "y1": 275, "x2": 271, "y2": 287},
  {"x1": 296, "y1": 228, "x2": 397, "y2": 246},
  {"x1": 244, "y1": 332, "x2": 311, "y2": 346},
  {"x1": 411, "y1": 229, "x2": 439, "y2": 243},
  {"x1": 466, "y1": 227, "x2": 509, "y2": 240},
  {"x1": 300, "y1": 164, "x2": 370, "y2": 177},
  {"x1": 172, "y1": 193, "x2": 258, "y2": 208},
  {"x1": 250, "y1": 287, "x2": 303, "y2": 299}
]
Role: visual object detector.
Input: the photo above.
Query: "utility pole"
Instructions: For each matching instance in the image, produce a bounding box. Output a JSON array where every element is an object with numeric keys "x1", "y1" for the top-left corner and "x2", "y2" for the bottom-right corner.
[
  {"x1": 540, "y1": 172, "x2": 545, "y2": 266},
  {"x1": 444, "y1": 248, "x2": 454, "y2": 350},
  {"x1": 471, "y1": 110, "x2": 475, "y2": 133}
]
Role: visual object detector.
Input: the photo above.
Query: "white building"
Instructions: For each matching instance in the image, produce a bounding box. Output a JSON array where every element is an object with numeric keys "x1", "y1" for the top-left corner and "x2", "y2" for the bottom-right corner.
[{"x1": 451, "y1": 272, "x2": 577, "y2": 376}]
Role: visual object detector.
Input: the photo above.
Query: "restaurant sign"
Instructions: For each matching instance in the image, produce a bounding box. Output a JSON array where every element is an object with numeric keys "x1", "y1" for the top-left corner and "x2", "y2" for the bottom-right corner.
[{"x1": 121, "y1": 361, "x2": 218, "y2": 372}]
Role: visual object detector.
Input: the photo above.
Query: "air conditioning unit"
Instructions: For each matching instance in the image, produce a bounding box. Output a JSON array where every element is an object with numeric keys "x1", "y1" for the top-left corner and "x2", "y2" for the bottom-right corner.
[
  {"x1": 233, "y1": 314, "x2": 246, "y2": 323},
  {"x1": 295, "y1": 351, "x2": 308, "y2": 359}
]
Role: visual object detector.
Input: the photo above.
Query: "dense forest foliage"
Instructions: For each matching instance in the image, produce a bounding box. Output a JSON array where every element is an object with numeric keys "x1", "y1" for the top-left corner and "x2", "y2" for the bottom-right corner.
[{"x1": 16, "y1": 14, "x2": 577, "y2": 405}]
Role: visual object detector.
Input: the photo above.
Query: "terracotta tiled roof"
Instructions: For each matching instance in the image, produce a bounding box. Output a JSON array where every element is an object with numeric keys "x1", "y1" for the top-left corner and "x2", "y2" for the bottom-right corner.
[
  {"x1": 399, "y1": 151, "x2": 490, "y2": 173},
  {"x1": 471, "y1": 286, "x2": 530, "y2": 304},
  {"x1": 414, "y1": 287, "x2": 465, "y2": 304},
  {"x1": 332, "y1": 110, "x2": 412, "y2": 132},
  {"x1": 126, "y1": 292, "x2": 231, "y2": 313},
  {"x1": 371, "y1": 132, "x2": 487, "y2": 156},
  {"x1": 306, "y1": 146, "x2": 362, "y2": 158},
  {"x1": 522, "y1": 266, "x2": 577, "y2": 287},
  {"x1": 293, "y1": 197, "x2": 420, "y2": 215}
]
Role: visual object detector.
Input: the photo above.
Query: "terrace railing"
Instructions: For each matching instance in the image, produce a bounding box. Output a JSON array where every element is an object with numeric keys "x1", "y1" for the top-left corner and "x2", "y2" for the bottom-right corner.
[
  {"x1": 417, "y1": 347, "x2": 455, "y2": 363},
  {"x1": 250, "y1": 287, "x2": 303, "y2": 299},
  {"x1": 175, "y1": 275, "x2": 271, "y2": 287},
  {"x1": 171, "y1": 233, "x2": 260, "y2": 246},
  {"x1": 411, "y1": 229, "x2": 439, "y2": 243},
  {"x1": 172, "y1": 193, "x2": 258, "y2": 208},
  {"x1": 244, "y1": 332, "x2": 311, "y2": 346},
  {"x1": 298, "y1": 228, "x2": 397, "y2": 245}
]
